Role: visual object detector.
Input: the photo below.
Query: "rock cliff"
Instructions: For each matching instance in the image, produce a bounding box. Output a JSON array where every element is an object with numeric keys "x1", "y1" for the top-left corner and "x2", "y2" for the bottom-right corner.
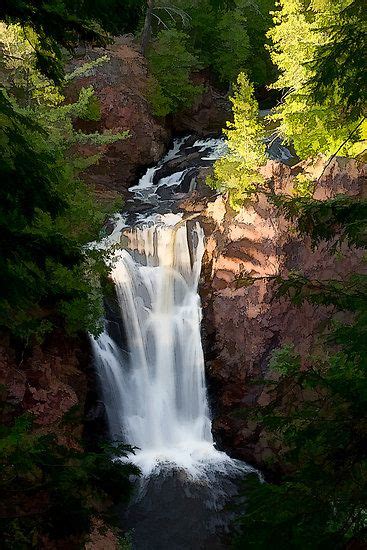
[
  {"x1": 198, "y1": 158, "x2": 367, "y2": 469},
  {"x1": 67, "y1": 36, "x2": 170, "y2": 199}
]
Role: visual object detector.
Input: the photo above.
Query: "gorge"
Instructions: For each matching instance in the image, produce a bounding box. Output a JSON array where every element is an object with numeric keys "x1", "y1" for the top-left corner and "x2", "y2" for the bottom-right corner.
[
  {"x1": 87, "y1": 129, "x2": 366, "y2": 547},
  {"x1": 1, "y1": 2, "x2": 366, "y2": 547}
]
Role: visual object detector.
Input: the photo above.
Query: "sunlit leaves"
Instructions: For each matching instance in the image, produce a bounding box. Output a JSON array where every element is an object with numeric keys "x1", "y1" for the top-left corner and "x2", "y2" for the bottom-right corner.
[
  {"x1": 268, "y1": 0, "x2": 367, "y2": 159},
  {"x1": 210, "y1": 73, "x2": 266, "y2": 208}
]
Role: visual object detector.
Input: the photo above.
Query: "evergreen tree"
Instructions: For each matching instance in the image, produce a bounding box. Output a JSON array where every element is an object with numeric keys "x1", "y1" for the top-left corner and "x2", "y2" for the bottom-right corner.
[
  {"x1": 308, "y1": 0, "x2": 367, "y2": 121},
  {"x1": 0, "y1": 23, "x2": 126, "y2": 342},
  {"x1": 223, "y1": 4, "x2": 367, "y2": 546},
  {"x1": 211, "y1": 1, "x2": 251, "y2": 84},
  {"x1": 0, "y1": 407, "x2": 139, "y2": 548},
  {"x1": 0, "y1": 5, "x2": 139, "y2": 547},
  {"x1": 210, "y1": 72, "x2": 266, "y2": 209},
  {"x1": 147, "y1": 28, "x2": 203, "y2": 116},
  {"x1": 2, "y1": 0, "x2": 144, "y2": 81}
]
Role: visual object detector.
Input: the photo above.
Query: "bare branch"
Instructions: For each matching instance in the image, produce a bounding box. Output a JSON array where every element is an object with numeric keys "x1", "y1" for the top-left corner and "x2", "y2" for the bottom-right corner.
[{"x1": 152, "y1": 12, "x2": 169, "y2": 29}]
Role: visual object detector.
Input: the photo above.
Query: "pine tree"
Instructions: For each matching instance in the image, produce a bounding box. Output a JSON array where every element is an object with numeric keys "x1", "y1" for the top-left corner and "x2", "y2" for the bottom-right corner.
[
  {"x1": 0, "y1": 21, "x2": 126, "y2": 342},
  {"x1": 147, "y1": 28, "x2": 203, "y2": 116},
  {"x1": 210, "y1": 72, "x2": 266, "y2": 209}
]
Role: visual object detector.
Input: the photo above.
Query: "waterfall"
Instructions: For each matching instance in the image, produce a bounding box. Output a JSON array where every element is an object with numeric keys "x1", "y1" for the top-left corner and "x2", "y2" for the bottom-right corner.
[
  {"x1": 91, "y1": 138, "x2": 255, "y2": 481},
  {"x1": 92, "y1": 214, "x2": 231, "y2": 475}
]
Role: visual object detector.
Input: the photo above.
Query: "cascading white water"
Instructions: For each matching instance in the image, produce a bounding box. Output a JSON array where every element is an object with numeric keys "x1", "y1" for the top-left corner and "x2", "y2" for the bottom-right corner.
[
  {"x1": 116, "y1": 220, "x2": 211, "y2": 445},
  {"x1": 91, "y1": 137, "x2": 257, "y2": 482},
  {"x1": 92, "y1": 213, "x2": 249, "y2": 477}
]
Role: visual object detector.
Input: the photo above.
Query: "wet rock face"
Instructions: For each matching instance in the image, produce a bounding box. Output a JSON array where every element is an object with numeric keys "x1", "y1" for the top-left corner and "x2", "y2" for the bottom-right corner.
[
  {"x1": 66, "y1": 36, "x2": 170, "y2": 197},
  {"x1": 199, "y1": 158, "x2": 367, "y2": 468}
]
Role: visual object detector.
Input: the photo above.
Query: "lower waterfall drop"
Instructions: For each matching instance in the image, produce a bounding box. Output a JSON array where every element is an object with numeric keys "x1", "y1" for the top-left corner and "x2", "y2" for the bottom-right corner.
[{"x1": 92, "y1": 213, "x2": 243, "y2": 477}]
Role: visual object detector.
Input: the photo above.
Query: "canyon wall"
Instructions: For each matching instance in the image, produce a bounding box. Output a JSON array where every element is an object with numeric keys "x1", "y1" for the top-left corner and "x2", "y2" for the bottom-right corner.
[
  {"x1": 67, "y1": 36, "x2": 170, "y2": 200},
  {"x1": 67, "y1": 37, "x2": 228, "y2": 200},
  {"x1": 198, "y1": 158, "x2": 367, "y2": 469}
]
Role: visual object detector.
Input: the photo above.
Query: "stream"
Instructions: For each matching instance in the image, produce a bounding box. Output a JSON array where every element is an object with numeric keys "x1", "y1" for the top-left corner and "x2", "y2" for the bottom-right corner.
[{"x1": 91, "y1": 135, "x2": 292, "y2": 549}]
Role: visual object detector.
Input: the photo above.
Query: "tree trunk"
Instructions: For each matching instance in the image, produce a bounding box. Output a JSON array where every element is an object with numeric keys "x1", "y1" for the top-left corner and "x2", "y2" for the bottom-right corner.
[{"x1": 141, "y1": 0, "x2": 154, "y2": 56}]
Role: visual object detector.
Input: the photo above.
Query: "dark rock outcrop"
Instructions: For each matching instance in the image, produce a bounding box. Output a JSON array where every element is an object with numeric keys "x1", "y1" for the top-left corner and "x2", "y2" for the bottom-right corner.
[{"x1": 170, "y1": 73, "x2": 230, "y2": 136}]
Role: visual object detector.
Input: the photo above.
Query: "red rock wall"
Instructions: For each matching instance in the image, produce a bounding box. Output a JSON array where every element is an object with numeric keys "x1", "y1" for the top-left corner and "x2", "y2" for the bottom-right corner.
[
  {"x1": 67, "y1": 37, "x2": 170, "y2": 198},
  {"x1": 199, "y1": 158, "x2": 367, "y2": 467},
  {"x1": 0, "y1": 331, "x2": 90, "y2": 447}
]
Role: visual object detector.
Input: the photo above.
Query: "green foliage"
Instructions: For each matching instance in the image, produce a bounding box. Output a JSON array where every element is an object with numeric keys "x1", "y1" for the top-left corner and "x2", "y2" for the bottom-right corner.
[
  {"x1": 2, "y1": 0, "x2": 145, "y2": 82},
  {"x1": 178, "y1": 0, "x2": 252, "y2": 84},
  {"x1": 308, "y1": 0, "x2": 367, "y2": 122},
  {"x1": 0, "y1": 88, "x2": 118, "y2": 342},
  {"x1": 292, "y1": 174, "x2": 315, "y2": 198},
  {"x1": 210, "y1": 73, "x2": 266, "y2": 209},
  {"x1": 0, "y1": 3, "x2": 138, "y2": 549},
  {"x1": 173, "y1": 0, "x2": 275, "y2": 86},
  {"x1": 118, "y1": 532, "x2": 133, "y2": 550},
  {"x1": 271, "y1": 192, "x2": 367, "y2": 248},
  {"x1": 143, "y1": 0, "x2": 275, "y2": 106},
  {"x1": 0, "y1": 410, "x2": 139, "y2": 548},
  {"x1": 147, "y1": 29, "x2": 203, "y2": 116},
  {"x1": 268, "y1": 0, "x2": 367, "y2": 159},
  {"x1": 211, "y1": 3, "x2": 251, "y2": 84},
  {"x1": 0, "y1": 24, "x2": 127, "y2": 343},
  {"x1": 230, "y1": 9, "x2": 367, "y2": 534},
  {"x1": 234, "y1": 341, "x2": 367, "y2": 549},
  {"x1": 241, "y1": 0, "x2": 276, "y2": 86}
]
